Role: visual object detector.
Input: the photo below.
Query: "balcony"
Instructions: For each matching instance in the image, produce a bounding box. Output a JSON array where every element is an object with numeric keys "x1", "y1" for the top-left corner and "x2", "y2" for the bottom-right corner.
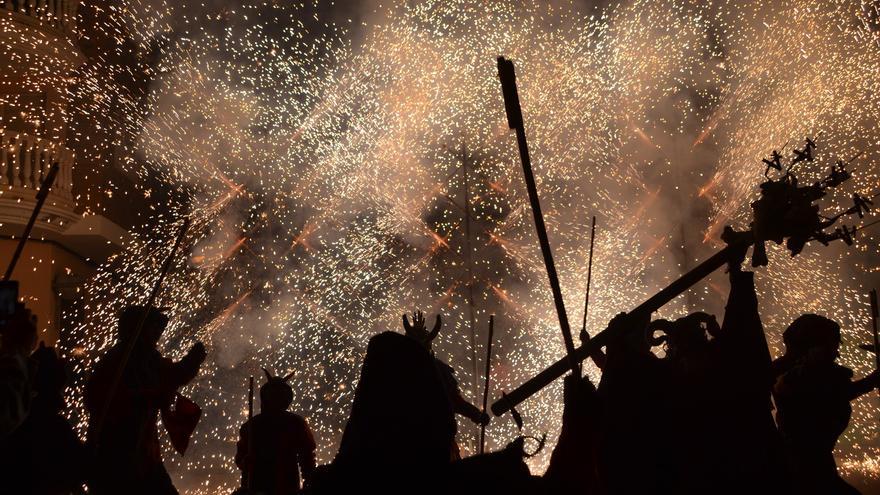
[
  {"x1": 0, "y1": 129, "x2": 77, "y2": 234},
  {"x1": 2, "y1": 0, "x2": 78, "y2": 34},
  {"x1": 0, "y1": 1, "x2": 83, "y2": 81}
]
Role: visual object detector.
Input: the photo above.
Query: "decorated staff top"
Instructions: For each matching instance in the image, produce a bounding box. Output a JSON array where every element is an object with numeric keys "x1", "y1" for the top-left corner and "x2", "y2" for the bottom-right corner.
[{"x1": 726, "y1": 137, "x2": 871, "y2": 267}]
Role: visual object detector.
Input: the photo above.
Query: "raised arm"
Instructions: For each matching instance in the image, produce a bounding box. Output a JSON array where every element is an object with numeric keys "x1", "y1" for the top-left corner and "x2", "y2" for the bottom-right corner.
[
  {"x1": 161, "y1": 342, "x2": 207, "y2": 389},
  {"x1": 848, "y1": 370, "x2": 880, "y2": 401},
  {"x1": 719, "y1": 254, "x2": 772, "y2": 395}
]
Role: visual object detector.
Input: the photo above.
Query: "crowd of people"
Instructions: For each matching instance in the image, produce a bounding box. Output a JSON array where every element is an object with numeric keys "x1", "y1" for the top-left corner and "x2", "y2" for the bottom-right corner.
[{"x1": 1, "y1": 246, "x2": 878, "y2": 495}]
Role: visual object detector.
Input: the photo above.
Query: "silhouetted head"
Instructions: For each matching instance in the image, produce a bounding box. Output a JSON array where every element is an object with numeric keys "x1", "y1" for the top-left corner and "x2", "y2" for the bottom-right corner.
[
  {"x1": 0, "y1": 303, "x2": 37, "y2": 356},
  {"x1": 117, "y1": 305, "x2": 169, "y2": 348},
  {"x1": 402, "y1": 311, "x2": 442, "y2": 349},
  {"x1": 605, "y1": 310, "x2": 653, "y2": 356},
  {"x1": 783, "y1": 314, "x2": 840, "y2": 362},
  {"x1": 649, "y1": 312, "x2": 719, "y2": 360},
  {"x1": 260, "y1": 368, "x2": 293, "y2": 413},
  {"x1": 31, "y1": 342, "x2": 68, "y2": 412}
]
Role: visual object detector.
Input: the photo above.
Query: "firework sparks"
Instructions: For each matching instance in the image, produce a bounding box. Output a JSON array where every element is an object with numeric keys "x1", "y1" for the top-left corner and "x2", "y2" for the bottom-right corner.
[{"x1": 10, "y1": 0, "x2": 875, "y2": 492}]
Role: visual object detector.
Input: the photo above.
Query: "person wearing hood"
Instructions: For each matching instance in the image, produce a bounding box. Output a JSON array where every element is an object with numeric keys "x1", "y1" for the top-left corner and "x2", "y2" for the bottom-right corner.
[
  {"x1": 85, "y1": 305, "x2": 206, "y2": 495},
  {"x1": 773, "y1": 314, "x2": 880, "y2": 494}
]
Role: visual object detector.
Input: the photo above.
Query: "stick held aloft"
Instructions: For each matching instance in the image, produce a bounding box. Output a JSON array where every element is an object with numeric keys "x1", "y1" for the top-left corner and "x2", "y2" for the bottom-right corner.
[
  {"x1": 870, "y1": 289, "x2": 879, "y2": 399},
  {"x1": 479, "y1": 315, "x2": 495, "y2": 455},
  {"x1": 498, "y1": 56, "x2": 580, "y2": 377},
  {"x1": 4, "y1": 162, "x2": 59, "y2": 281}
]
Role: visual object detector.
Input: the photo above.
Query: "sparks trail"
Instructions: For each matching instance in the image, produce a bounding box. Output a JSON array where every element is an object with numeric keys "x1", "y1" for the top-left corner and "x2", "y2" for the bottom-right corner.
[{"x1": 60, "y1": 1, "x2": 880, "y2": 487}]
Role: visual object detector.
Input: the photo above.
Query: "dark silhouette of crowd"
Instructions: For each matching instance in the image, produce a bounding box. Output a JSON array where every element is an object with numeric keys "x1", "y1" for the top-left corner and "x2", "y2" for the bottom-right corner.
[{"x1": 1, "y1": 244, "x2": 879, "y2": 495}]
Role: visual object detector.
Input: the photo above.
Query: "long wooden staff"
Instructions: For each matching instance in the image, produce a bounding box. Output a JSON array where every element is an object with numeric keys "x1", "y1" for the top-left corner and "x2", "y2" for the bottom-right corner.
[
  {"x1": 871, "y1": 289, "x2": 879, "y2": 398},
  {"x1": 580, "y1": 216, "x2": 596, "y2": 337},
  {"x1": 498, "y1": 56, "x2": 579, "y2": 377},
  {"x1": 479, "y1": 315, "x2": 495, "y2": 455},
  {"x1": 91, "y1": 218, "x2": 191, "y2": 441},
  {"x1": 4, "y1": 163, "x2": 59, "y2": 281},
  {"x1": 579, "y1": 215, "x2": 607, "y2": 371},
  {"x1": 247, "y1": 375, "x2": 255, "y2": 490}
]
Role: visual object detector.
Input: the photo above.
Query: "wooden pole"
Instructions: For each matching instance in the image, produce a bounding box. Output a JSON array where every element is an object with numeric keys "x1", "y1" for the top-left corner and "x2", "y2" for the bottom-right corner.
[
  {"x1": 91, "y1": 219, "x2": 191, "y2": 441},
  {"x1": 870, "y1": 289, "x2": 879, "y2": 398},
  {"x1": 247, "y1": 375, "x2": 254, "y2": 490},
  {"x1": 579, "y1": 215, "x2": 607, "y2": 370},
  {"x1": 581, "y1": 216, "x2": 596, "y2": 336},
  {"x1": 497, "y1": 56, "x2": 579, "y2": 377},
  {"x1": 479, "y1": 315, "x2": 495, "y2": 454},
  {"x1": 460, "y1": 144, "x2": 481, "y2": 453},
  {"x1": 4, "y1": 162, "x2": 59, "y2": 281}
]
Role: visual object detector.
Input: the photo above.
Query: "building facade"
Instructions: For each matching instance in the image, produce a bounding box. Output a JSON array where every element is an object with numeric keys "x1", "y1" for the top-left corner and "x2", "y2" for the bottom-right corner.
[{"x1": 0, "y1": 0, "x2": 125, "y2": 345}]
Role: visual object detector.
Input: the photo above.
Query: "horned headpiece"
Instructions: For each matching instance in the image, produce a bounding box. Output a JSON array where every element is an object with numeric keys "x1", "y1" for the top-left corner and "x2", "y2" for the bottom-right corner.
[
  {"x1": 260, "y1": 367, "x2": 294, "y2": 411},
  {"x1": 647, "y1": 312, "x2": 720, "y2": 356}
]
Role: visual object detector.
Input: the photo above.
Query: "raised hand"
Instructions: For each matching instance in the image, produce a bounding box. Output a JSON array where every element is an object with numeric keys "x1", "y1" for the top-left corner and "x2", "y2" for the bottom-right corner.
[
  {"x1": 476, "y1": 411, "x2": 490, "y2": 426},
  {"x1": 403, "y1": 310, "x2": 426, "y2": 334},
  {"x1": 190, "y1": 341, "x2": 207, "y2": 363},
  {"x1": 402, "y1": 310, "x2": 442, "y2": 346}
]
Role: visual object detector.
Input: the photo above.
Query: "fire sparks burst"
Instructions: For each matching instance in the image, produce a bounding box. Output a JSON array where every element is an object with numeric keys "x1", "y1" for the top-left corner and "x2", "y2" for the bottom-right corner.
[{"x1": 35, "y1": 0, "x2": 880, "y2": 492}]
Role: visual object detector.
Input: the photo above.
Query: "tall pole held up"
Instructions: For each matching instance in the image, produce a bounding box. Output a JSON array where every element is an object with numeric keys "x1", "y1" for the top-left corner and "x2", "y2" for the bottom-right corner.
[
  {"x1": 870, "y1": 289, "x2": 879, "y2": 398},
  {"x1": 497, "y1": 56, "x2": 580, "y2": 377},
  {"x1": 247, "y1": 375, "x2": 255, "y2": 490},
  {"x1": 579, "y1": 215, "x2": 606, "y2": 371},
  {"x1": 479, "y1": 315, "x2": 495, "y2": 454},
  {"x1": 4, "y1": 162, "x2": 59, "y2": 281}
]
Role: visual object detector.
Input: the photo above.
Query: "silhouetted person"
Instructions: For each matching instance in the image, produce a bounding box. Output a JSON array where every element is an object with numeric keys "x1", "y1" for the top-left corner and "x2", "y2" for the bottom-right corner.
[
  {"x1": 235, "y1": 368, "x2": 316, "y2": 494},
  {"x1": 711, "y1": 257, "x2": 791, "y2": 493},
  {"x1": 0, "y1": 303, "x2": 37, "y2": 437},
  {"x1": 773, "y1": 314, "x2": 880, "y2": 494},
  {"x1": 650, "y1": 310, "x2": 722, "y2": 493},
  {"x1": 327, "y1": 328, "x2": 455, "y2": 493},
  {"x1": 1, "y1": 343, "x2": 87, "y2": 494},
  {"x1": 544, "y1": 373, "x2": 603, "y2": 494},
  {"x1": 597, "y1": 310, "x2": 671, "y2": 494},
  {"x1": 667, "y1": 251, "x2": 790, "y2": 494},
  {"x1": 85, "y1": 306, "x2": 206, "y2": 495},
  {"x1": 772, "y1": 314, "x2": 835, "y2": 380},
  {"x1": 403, "y1": 311, "x2": 489, "y2": 459},
  {"x1": 649, "y1": 249, "x2": 790, "y2": 494}
]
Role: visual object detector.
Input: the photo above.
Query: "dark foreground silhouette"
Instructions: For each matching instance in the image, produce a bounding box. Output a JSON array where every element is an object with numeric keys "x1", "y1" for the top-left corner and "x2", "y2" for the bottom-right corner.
[
  {"x1": 774, "y1": 315, "x2": 880, "y2": 495},
  {"x1": 235, "y1": 369, "x2": 316, "y2": 495},
  {"x1": 84, "y1": 306, "x2": 206, "y2": 495},
  {"x1": 2, "y1": 259, "x2": 879, "y2": 494}
]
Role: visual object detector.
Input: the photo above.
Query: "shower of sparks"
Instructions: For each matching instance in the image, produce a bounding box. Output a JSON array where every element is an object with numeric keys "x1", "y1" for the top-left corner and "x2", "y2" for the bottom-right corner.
[{"x1": 4, "y1": 0, "x2": 876, "y2": 492}]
